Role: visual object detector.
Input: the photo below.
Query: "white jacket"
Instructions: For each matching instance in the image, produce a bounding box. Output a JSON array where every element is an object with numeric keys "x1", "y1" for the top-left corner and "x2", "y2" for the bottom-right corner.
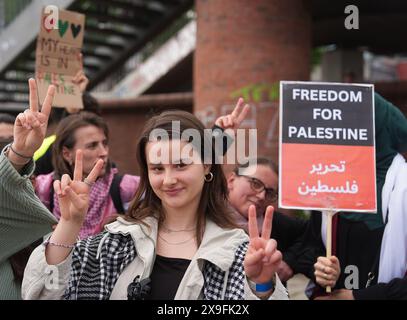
[{"x1": 22, "y1": 216, "x2": 288, "y2": 300}]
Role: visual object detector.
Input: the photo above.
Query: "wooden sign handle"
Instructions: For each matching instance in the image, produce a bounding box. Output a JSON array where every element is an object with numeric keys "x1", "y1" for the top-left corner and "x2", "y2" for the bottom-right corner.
[{"x1": 324, "y1": 210, "x2": 335, "y2": 293}]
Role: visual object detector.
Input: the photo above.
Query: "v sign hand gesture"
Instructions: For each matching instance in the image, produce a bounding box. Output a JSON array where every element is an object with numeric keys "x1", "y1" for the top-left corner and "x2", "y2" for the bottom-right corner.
[
  {"x1": 12, "y1": 79, "x2": 55, "y2": 158},
  {"x1": 215, "y1": 98, "x2": 250, "y2": 131},
  {"x1": 46, "y1": 150, "x2": 104, "y2": 265},
  {"x1": 72, "y1": 53, "x2": 89, "y2": 94},
  {"x1": 54, "y1": 150, "x2": 104, "y2": 224},
  {"x1": 244, "y1": 205, "x2": 282, "y2": 291}
]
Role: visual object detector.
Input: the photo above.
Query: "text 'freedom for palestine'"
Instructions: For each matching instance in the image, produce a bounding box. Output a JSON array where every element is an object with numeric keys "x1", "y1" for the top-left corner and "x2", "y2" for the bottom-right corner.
[
  {"x1": 288, "y1": 126, "x2": 368, "y2": 140},
  {"x1": 292, "y1": 89, "x2": 362, "y2": 102}
]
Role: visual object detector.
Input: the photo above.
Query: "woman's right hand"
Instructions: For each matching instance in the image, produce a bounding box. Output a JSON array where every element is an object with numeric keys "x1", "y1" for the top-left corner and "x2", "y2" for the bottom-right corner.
[
  {"x1": 54, "y1": 150, "x2": 104, "y2": 225},
  {"x1": 13, "y1": 79, "x2": 55, "y2": 158}
]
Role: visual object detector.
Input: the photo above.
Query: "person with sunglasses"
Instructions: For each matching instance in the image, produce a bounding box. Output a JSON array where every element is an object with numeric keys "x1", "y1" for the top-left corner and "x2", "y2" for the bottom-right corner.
[{"x1": 227, "y1": 157, "x2": 308, "y2": 284}]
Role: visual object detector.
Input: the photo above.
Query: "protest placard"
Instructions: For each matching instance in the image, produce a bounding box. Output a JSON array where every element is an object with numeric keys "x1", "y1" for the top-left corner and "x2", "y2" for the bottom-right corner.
[
  {"x1": 35, "y1": 8, "x2": 85, "y2": 109},
  {"x1": 279, "y1": 81, "x2": 376, "y2": 213}
]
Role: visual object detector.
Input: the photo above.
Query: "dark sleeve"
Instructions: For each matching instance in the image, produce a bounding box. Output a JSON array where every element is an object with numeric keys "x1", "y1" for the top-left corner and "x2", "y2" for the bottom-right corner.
[
  {"x1": 375, "y1": 93, "x2": 407, "y2": 153},
  {"x1": 282, "y1": 218, "x2": 308, "y2": 273},
  {"x1": 211, "y1": 125, "x2": 234, "y2": 156},
  {"x1": 295, "y1": 212, "x2": 325, "y2": 281},
  {"x1": 271, "y1": 212, "x2": 308, "y2": 271},
  {"x1": 353, "y1": 277, "x2": 407, "y2": 300},
  {"x1": 34, "y1": 146, "x2": 54, "y2": 176}
]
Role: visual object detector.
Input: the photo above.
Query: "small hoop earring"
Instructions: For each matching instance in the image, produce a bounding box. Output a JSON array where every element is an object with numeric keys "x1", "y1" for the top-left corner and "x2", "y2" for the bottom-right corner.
[{"x1": 204, "y1": 172, "x2": 214, "y2": 182}]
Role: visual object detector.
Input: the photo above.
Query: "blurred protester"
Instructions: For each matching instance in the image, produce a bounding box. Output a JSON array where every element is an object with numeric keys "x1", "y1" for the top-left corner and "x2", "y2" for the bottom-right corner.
[
  {"x1": 228, "y1": 158, "x2": 307, "y2": 283},
  {"x1": 35, "y1": 112, "x2": 140, "y2": 239},
  {"x1": 19, "y1": 108, "x2": 287, "y2": 300},
  {"x1": 297, "y1": 93, "x2": 407, "y2": 300}
]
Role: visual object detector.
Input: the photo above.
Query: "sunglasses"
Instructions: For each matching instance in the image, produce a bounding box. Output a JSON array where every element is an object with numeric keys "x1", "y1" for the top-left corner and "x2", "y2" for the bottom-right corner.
[{"x1": 236, "y1": 174, "x2": 278, "y2": 201}]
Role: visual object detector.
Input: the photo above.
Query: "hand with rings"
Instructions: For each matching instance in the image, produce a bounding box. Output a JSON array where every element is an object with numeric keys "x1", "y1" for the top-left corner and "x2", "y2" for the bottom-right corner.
[
  {"x1": 83, "y1": 178, "x2": 95, "y2": 188},
  {"x1": 53, "y1": 149, "x2": 104, "y2": 224},
  {"x1": 314, "y1": 256, "x2": 341, "y2": 288}
]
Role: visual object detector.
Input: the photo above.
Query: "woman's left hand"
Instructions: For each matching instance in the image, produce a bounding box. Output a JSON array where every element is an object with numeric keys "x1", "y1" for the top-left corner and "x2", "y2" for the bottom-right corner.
[{"x1": 244, "y1": 205, "x2": 282, "y2": 284}]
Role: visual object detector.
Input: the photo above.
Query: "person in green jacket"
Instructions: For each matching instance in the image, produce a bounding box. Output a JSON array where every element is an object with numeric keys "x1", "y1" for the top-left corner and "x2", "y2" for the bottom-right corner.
[{"x1": 0, "y1": 79, "x2": 57, "y2": 299}]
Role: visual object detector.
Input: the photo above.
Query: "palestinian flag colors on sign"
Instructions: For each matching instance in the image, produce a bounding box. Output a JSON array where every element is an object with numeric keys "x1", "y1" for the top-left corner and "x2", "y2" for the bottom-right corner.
[{"x1": 279, "y1": 81, "x2": 376, "y2": 212}]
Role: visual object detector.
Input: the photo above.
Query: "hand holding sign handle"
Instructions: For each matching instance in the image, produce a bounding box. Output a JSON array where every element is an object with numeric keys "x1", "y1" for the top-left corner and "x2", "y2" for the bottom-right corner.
[
  {"x1": 314, "y1": 197, "x2": 340, "y2": 293},
  {"x1": 244, "y1": 205, "x2": 282, "y2": 296}
]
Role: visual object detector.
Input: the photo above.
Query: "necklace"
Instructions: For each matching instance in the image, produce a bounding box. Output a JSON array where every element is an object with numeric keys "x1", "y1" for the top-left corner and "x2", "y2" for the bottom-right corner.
[
  {"x1": 158, "y1": 233, "x2": 195, "y2": 245},
  {"x1": 160, "y1": 225, "x2": 196, "y2": 233}
]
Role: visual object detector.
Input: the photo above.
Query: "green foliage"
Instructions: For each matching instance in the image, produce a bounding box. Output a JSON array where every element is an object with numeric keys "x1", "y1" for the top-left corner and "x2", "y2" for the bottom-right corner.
[
  {"x1": 311, "y1": 47, "x2": 324, "y2": 70},
  {"x1": 292, "y1": 209, "x2": 310, "y2": 221}
]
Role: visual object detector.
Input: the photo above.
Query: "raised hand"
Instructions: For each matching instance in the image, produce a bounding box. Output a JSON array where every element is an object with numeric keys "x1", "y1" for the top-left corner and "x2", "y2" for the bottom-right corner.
[
  {"x1": 45, "y1": 150, "x2": 103, "y2": 265},
  {"x1": 54, "y1": 150, "x2": 104, "y2": 224},
  {"x1": 215, "y1": 97, "x2": 250, "y2": 131},
  {"x1": 13, "y1": 79, "x2": 55, "y2": 158},
  {"x1": 314, "y1": 256, "x2": 341, "y2": 288},
  {"x1": 65, "y1": 53, "x2": 89, "y2": 114},
  {"x1": 72, "y1": 53, "x2": 89, "y2": 94},
  {"x1": 244, "y1": 205, "x2": 282, "y2": 285}
]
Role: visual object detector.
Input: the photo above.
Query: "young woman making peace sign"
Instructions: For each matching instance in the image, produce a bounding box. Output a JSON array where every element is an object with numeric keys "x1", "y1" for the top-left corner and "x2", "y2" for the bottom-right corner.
[{"x1": 3, "y1": 85, "x2": 287, "y2": 300}]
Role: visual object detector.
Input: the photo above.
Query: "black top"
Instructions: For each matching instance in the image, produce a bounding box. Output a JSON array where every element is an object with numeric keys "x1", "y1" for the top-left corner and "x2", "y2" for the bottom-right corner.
[
  {"x1": 148, "y1": 255, "x2": 191, "y2": 300},
  {"x1": 296, "y1": 213, "x2": 407, "y2": 299},
  {"x1": 271, "y1": 211, "x2": 308, "y2": 273},
  {"x1": 34, "y1": 145, "x2": 54, "y2": 176}
]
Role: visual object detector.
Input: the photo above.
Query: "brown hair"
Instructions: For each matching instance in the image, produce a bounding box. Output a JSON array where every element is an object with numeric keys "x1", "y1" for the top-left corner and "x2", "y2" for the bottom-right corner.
[
  {"x1": 52, "y1": 111, "x2": 110, "y2": 179},
  {"x1": 126, "y1": 110, "x2": 237, "y2": 245},
  {"x1": 233, "y1": 156, "x2": 279, "y2": 175}
]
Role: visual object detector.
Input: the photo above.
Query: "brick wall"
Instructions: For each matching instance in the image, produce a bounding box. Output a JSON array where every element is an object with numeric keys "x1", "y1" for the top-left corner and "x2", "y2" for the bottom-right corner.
[
  {"x1": 194, "y1": 0, "x2": 312, "y2": 164},
  {"x1": 100, "y1": 105, "x2": 192, "y2": 175}
]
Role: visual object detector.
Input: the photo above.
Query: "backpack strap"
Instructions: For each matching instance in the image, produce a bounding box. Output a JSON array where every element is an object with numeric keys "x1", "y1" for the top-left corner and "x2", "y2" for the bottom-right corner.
[
  {"x1": 49, "y1": 179, "x2": 55, "y2": 213},
  {"x1": 110, "y1": 173, "x2": 125, "y2": 214}
]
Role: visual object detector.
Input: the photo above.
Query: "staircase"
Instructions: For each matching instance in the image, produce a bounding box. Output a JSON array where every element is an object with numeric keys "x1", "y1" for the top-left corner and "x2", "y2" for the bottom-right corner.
[{"x1": 0, "y1": 0, "x2": 193, "y2": 111}]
